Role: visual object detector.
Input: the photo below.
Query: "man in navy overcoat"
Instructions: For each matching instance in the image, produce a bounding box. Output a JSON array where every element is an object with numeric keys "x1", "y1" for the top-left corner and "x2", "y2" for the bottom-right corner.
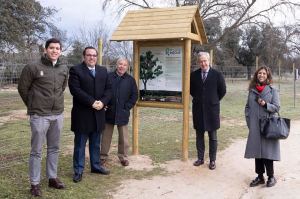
[
  {"x1": 190, "y1": 52, "x2": 226, "y2": 170},
  {"x1": 68, "y1": 46, "x2": 112, "y2": 182}
]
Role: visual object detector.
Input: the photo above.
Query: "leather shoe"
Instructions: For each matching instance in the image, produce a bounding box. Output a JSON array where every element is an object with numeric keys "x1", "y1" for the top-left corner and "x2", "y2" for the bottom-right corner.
[
  {"x1": 100, "y1": 159, "x2": 106, "y2": 166},
  {"x1": 209, "y1": 161, "x2": 216, "y2": 170},
  {"x1": 250, "y1": 176, "x2": 265, "y2": 187},
  {"x1": 193, "y1": 159, "x2": 204, "y2": 166},
  {"x1": 120, "y1": 159, "x2": 129, "y2": 166},
  {"x1": 73, "y1": 173, "x2": 82, "y2": 183},
  {"x1": 30, "y1": 184, "x2": 42, "y2": 197},
  {"x1": 48, "y1": 178, "x2": 65, "y2": 189},
  {"x1": 91, "y1": 166, "x2": 110, "y2": 175},
  {"x1": 266, "y1": 176, "x2": 277, "y2": 187}
]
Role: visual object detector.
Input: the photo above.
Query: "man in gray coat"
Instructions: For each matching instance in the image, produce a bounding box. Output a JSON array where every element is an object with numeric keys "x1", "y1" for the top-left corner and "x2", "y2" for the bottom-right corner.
[
  {"x1": 190, "y1": 52, "x2": 226, "y2": 170},
  {"x1": 18, "y1": 38, "x2": 68, "y2": 197}
]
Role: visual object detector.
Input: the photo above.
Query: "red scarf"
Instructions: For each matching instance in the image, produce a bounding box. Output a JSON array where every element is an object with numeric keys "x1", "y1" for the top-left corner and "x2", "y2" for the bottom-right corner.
[{"x1": 256, "y1": 84, "x2": 266, "y2": 93}]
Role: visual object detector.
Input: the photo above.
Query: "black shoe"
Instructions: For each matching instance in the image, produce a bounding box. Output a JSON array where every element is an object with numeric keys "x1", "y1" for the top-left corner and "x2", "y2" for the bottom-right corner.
[
  {"x1": 91, "y1": 166, "x2": 110, "y2": 175},
  {"x1": 250, "y1": 176, "x2": 265, "y2": 187},
  {"x1": 266, "y1": 177, "x2": 277, "y2": 187},
  {"x1": 73, "y1": 173, "x2": 82, "y2": 183},
  {"x1": 48, "y1": 178, "x2": 65, "y2": 189},
  {"x1": 209, "y1": 161, "x2": 216, "y2": 170},
  {"x1": 30, "y1": 184, "x2": 42, "y2": 197},
  {"x1": 193, "y1": 159, "x2": 204, "y2": 166}
]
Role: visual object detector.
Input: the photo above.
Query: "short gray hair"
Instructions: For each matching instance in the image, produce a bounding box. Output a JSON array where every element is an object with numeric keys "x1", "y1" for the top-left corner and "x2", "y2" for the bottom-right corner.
[
  {"x1": 116, "y1": 57, "x2": 129, "y2": 65},
  {"x1": 197, "y1": 51, "x2": 210, "y2": 60}
]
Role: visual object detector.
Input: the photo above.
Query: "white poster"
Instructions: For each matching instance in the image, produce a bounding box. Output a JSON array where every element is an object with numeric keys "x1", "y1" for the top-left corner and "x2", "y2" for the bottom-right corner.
[{"x1": 139, "y1": 46, "x2": 183, "y2": 91}]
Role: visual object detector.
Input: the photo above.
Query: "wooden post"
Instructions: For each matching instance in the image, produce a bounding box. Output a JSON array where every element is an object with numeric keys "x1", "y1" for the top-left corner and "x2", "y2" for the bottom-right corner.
[
  {"x1": 256, "y1": 56, "x2": 258, "y2": 70},
  {"x1": 132, "y1": 41, "x2": 139, "y2": 155},
  {"x1": 97, "y1": 38, "x2": 103, "y2": 65},
  {"x1": 278, "y1": 60, "x2": 281, "y2": 92},
  {"x1": 293, "y1": 63, "x2": 296, "y2": 108},
  {"x1": 182, "y1": 39, "x2": 191, "y2": 161},
  {"x1": 209, "y1": 49, "x2": 213, "y2": 66}
]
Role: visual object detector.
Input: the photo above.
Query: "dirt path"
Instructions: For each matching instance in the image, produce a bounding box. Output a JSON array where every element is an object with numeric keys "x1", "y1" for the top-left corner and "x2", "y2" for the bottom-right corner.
[{"x1": 112, "y1": 120, "x2": 300, "y2": 199}]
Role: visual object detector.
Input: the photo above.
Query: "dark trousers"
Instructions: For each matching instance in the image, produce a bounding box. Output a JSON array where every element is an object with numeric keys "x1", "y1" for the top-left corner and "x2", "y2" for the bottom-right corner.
[
  {"x1": 196, "y1": 130, "x2": 217, "y2": 161},
  {"x1": 73, "y1": 131, "x2": 101, "y2": 174},
  {"x1": 255, "y1": 158, "x2": 274, "y2": 177}
]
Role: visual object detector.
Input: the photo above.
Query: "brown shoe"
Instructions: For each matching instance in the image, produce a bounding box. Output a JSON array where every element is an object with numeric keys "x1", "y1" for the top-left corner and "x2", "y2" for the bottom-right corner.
[
  {"x1": 100, "y1": 159, "x2": 106, "y2": 166},
  {"x1": 48, "y1": 178, "x2": 65, "y2": 189},
  {"x1": 120, "y1": 159, "x2": 129, "y2": 166},
  {"x1": 30, "y1": 184, "x2": 42, "y2": 197},
  {"x1": 209, "y1": 161, "x2": 216, "y2": 170}
]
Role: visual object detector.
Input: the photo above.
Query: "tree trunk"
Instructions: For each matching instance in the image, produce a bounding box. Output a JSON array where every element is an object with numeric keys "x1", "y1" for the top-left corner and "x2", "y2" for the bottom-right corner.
[{"x1": 247, "y1": 65, "x2": 251, "y2": 80}]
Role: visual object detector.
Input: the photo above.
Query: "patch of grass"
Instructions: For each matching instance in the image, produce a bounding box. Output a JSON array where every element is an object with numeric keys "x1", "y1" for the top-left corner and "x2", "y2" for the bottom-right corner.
[{"x1": 0, "y1": 80, "x2": 299, "y2": 198}]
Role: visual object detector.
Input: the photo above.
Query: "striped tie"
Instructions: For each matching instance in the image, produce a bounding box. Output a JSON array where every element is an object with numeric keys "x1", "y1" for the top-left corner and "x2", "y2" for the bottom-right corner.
[{"x1": 202, "y1": 72, "x2": 207, "y2": 82}]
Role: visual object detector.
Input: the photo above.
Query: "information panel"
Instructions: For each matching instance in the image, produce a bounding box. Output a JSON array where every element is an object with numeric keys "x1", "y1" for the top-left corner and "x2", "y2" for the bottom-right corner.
[{"x1": 139, "y1": 46, "x2": 183, "y2": 102}]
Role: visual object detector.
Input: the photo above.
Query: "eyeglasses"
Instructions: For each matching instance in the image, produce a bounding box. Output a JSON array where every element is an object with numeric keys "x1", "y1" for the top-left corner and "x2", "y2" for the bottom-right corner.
[{"x1": 85, "y1": 54, "x2": 97, "y2": 57}]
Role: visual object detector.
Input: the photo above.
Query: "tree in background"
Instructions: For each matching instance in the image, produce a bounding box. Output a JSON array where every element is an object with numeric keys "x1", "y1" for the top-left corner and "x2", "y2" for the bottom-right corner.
[
  {"x1": 101, "y1": 0, "x2": 300, "y2": 47},
  {"x1": 140, "y1": 51, "x2": 163, "y2": 91},
  {"x1": 67, "y1": 40, "x2": 85, "y2": 65},
  {"x1": 0, "y1": 0, "x2": 58, "y2": 54},
  {"x1": 235, "y1": 26, "x2": 263, "y2": 79},
  {"x1": 260, "y1": 25, "x2": 286, "y2": 69}
]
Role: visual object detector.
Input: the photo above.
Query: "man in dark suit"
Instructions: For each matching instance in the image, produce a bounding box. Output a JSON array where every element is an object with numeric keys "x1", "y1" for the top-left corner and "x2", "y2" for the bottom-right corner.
[
  {"x1": 68, "y1": 46, "x2": 112, "y2": 183},
  {"x1": 190, "y1": 51, "x2": 226, "y2": 170}
]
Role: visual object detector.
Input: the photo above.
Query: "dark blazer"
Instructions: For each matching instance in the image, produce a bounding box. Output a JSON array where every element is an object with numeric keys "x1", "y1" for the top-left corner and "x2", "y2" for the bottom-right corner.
[
  {"x1": 106, "y1": 71, "x2": 138, "y2": 125},
  {"x1": 190, "y1": 67, "x2": 226, "y2": 131},
  {"x1": 68, "y1": 62, "x2": 112, "y2": 133}
]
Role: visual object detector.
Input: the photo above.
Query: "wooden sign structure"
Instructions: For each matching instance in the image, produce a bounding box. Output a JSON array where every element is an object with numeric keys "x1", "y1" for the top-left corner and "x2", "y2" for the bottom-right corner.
[{"x1": 111, "y1": 5, "x2": 208, "y2": 160}]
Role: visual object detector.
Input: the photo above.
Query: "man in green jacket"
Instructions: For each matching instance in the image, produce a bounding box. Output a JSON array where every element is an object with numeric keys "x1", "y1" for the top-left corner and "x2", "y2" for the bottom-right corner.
[{"x1": 18, "y1": 38, "x2": 69, "y2": 197}]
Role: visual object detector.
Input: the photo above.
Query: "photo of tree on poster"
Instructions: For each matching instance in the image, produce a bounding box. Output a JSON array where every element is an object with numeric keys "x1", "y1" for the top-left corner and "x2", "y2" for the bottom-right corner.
[
  {"x1": 139, "y1": 46, "x2": 183, "y2": 103},
  {"x1": 140, "y1": 51, "x2": 163, "y2": 91}
]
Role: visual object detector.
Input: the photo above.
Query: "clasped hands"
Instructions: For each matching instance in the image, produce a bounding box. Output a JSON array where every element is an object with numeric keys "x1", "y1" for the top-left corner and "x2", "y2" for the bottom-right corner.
[{"x1": 92, "y1": 100, "x2": 104, "y2": 110}]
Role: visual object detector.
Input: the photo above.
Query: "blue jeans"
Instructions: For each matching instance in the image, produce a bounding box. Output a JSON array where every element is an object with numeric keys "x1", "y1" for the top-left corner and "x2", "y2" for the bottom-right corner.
[{"x1": 73, "y1": 131, "x2": 101, "y2": 174}]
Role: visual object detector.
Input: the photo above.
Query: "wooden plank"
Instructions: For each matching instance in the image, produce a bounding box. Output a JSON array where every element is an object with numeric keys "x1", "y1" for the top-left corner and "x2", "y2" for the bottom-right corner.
[
  {"x1": 116, "y1": 23, "x2": 190, "y2": 31},
  {"x1": 127, "y1": 7, "x2": 197, "y2": 17},
  {"x1": 187, "y1": 32, "x2": 201, "y2": 42},
  {"x1": 137, "y1": 101, "x2": 183, "y2": 109},
  {"x1": 138, "y1": 40, "x2": 183, "y2": 46},
  {"x1": 111, "y1": 33, "x2": 195, "y2": 41},
  {"x1": 192, "y1": 18, "x2": 200, "y2": 35},
  {"x1": 111, "y1": 33, "x2": 188, "y2": 41},
  {"x1": 132, "y1": 41, "x2": 139, "y2": 155},
  {"x1": 194, "y1": 11, "x2": 208, "y2": 44},
  {"x1": 119, "y1": 15, "x2": 193, "y2": 26},
  {"x1": 121, "y1": 14, "x2": 193, "y2": 24},
  {"x1": 182, "y1": 39, "x2": 191, "y2": 161},
  {"x1": 113, "y1": 28, "x2": 190, "y2": 36},
  {"x1": 129, "y1": 5, "x2": 197, "y2": 14}
]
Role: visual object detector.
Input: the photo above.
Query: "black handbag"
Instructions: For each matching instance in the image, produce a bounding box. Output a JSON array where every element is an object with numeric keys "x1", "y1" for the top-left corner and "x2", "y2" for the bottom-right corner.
[{"x1": 260, "y1": 112, "x2": 290, "y2": 139}]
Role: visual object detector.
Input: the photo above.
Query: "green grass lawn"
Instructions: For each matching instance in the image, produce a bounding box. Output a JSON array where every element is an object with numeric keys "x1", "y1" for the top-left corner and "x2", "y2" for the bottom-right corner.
[{"x1": 0, "y1": 80, "x2": 299, "y2": 198}]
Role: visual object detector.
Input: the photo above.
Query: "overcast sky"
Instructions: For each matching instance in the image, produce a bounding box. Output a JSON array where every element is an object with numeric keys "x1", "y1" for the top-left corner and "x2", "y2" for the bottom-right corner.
[
  {"x1": 37, "y1": 0, "x2": 118, "y2": 38},
  {"x1": 37, "y1": 0, "x2": 299, "y2": 39}
]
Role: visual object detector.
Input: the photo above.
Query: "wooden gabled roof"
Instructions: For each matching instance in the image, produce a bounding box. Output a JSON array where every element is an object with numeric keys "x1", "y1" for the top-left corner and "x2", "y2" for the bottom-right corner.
[{"x1": 111, "y1": 5, "x2": 208, "y2": 44}]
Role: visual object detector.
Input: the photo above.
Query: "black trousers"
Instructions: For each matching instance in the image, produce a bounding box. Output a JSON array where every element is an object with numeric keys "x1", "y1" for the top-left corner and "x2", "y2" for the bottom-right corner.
[
  {"x1": 255, "y1": 158, "x2": 274, "y2": 177},
  {"x1": 196, "y1": 130, "x2": 217, "y2": 161}
]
